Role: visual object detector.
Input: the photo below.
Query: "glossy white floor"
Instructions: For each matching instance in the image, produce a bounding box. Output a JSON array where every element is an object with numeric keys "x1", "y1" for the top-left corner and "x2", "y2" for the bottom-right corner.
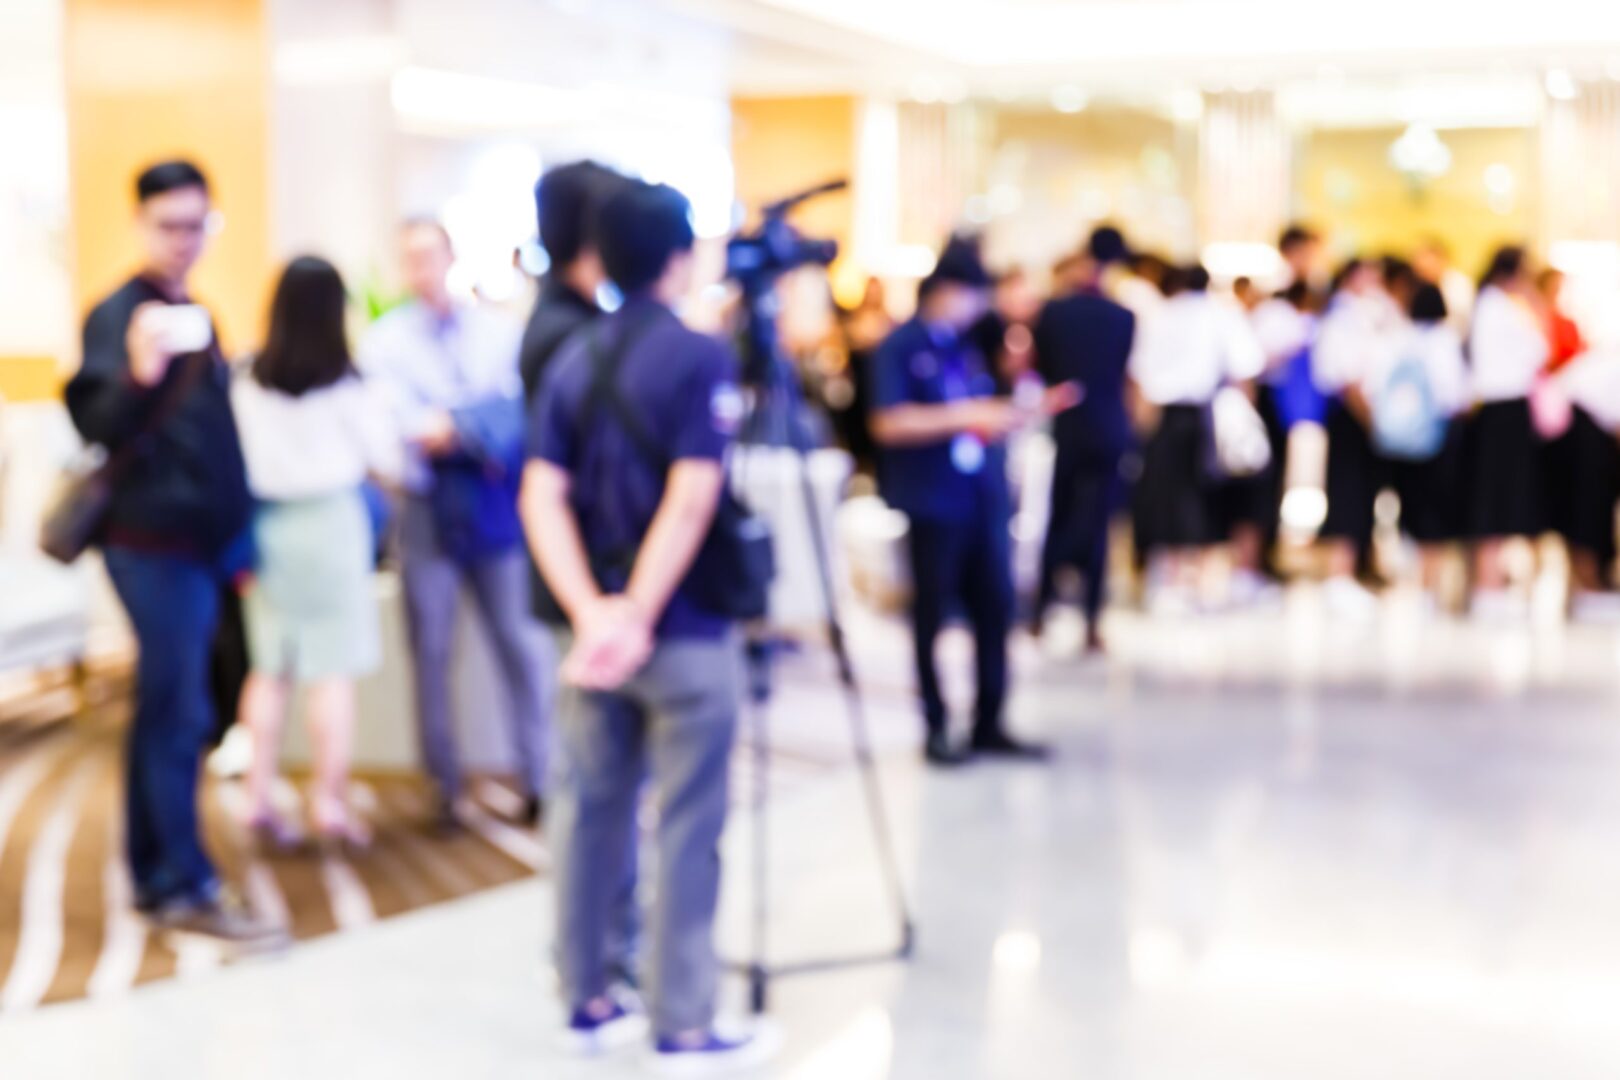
[{"x1": 5, "y1": 587, "x2": 1620, "y2": 1079}]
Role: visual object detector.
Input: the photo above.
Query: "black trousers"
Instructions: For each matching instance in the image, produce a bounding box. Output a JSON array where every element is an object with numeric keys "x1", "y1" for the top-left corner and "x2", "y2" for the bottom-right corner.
[
  {"x1": 1038, "y1": 453, "x2": 1123, "y2": 627},
  {"x1": 906, "y1": 513, "x2": 1012, "y2": 738}
]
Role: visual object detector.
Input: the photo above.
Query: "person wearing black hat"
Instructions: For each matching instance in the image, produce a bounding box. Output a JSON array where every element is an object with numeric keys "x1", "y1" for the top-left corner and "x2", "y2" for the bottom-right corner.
[
  {"x1": 869, "y1": 236, "x2": 1077, "y2": 765},
  {"x1": 519, "y1": 160, "x2": 630, "y2": 405}
]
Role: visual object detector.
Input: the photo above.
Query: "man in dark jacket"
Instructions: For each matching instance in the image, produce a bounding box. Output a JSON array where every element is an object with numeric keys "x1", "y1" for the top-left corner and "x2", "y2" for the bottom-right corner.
[
  {"x1": 64, "y1": 160, "x2": 281, "y2": 947},
  {"x1": 518, "y1": 161, "x2": 629, "y2": 405},
  {"x1": 1031, "y1": 269, "x2": 1137, "y2": 653}
]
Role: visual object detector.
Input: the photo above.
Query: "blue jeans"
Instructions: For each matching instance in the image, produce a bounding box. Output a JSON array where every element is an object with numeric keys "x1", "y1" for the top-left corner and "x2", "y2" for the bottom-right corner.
[{"x1": 104, "y1": 547, "x2": 224, "y2": 910}]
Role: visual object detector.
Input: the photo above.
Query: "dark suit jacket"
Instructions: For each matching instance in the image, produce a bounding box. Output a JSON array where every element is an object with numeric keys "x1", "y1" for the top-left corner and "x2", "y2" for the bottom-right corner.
[{"x1": 1033, "y1": 292, "x2": 1137, "y2": 464}]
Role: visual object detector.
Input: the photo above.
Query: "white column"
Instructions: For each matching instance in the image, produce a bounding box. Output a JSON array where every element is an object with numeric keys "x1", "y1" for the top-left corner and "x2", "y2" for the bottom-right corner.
[{"x1": 1198, "y1": 90, "x2": 1291, "y2": 262}]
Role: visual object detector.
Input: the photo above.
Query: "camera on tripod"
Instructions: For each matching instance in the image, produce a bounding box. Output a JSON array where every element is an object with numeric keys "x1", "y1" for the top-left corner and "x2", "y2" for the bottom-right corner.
[{"x1": 725, "y1": 179, "x2": 846, "y2": 295}]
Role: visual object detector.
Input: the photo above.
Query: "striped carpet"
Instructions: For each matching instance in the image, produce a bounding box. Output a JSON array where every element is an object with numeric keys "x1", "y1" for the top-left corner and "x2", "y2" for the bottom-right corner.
[
  {"x1": 0, "y1": 663, "x2": 877, "y2": 1014},
  {"x1": 0, "y1": 690, "x2": 544, "y2": 1013}
]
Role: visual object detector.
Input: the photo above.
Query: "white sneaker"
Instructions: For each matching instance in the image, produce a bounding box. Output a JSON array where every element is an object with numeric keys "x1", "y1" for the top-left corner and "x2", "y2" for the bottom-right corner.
[
  {"x1": 1147, "y1": 587, "x2": 1195, "y2": 619},
  {"x1": 645, "y1": 1019, "x2": 783, "y2": 1076},
  {"x1": 1322, "y1": 577, "x2": 1379, "y2": 620},
  {"x1": 1570, "y1": 591, "x2": 1620, "y2": 623},
  {"x1": 1228, "y1": 570, "x2": 1283, "y2": 610},
  {"x1": 1470, "y1": 589, "x2": 1528, "y2": 622},
  {"x1": 559, "y1": 994, "x2": 649, "y2": 1057}
]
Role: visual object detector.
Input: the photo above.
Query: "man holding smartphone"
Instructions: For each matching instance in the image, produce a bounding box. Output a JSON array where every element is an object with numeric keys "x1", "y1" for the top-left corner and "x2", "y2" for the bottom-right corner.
[{"x1": 65, "y1": 160, "x2": 283, "y2": 948}]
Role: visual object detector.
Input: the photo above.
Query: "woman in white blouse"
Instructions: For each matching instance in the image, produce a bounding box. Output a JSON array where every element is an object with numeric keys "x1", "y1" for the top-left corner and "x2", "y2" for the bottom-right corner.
[
  {"x1": 1467, "y1": 246, "x2": 1549, "y2": 597},
  {"x1": 232, "y1": 256, "x2": 402, "y2": 850},
  {"x1": 1129, "y1": 264, "x2": 1264, "y2": 611},
  {"x1": 1311, "y1": 258, "x2": 1399, "y2": 614}
]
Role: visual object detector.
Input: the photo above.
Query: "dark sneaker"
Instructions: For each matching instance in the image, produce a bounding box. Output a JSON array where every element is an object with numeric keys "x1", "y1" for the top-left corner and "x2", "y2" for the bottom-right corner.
[
  {"x1": 147, "y1": 892, "x2": 290, "y2": 955},
  {"x1": 559, "y1": 995, "x2": 648, "y2": 1057},
  {"x1": 646, "y1": 1022, "x2": 783, "y2": 1076},
  {"x1": 924, "y1": 730, "x2": 972, "y2": 768},
  {"x1": 969, "y1": 729, "x2": 1052, "y2": 762},
  {"x1": 519, "y1": 795, "x2": 543, "y2": 829}
]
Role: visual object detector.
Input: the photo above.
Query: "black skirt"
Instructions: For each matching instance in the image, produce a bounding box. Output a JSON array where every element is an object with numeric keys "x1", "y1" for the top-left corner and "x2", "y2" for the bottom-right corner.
[
  {"x1": 1133, "y1": 403, "x2": 1218, "y2": 551},
  {"x1": 1320, "y1": 399, "x2": 1388, "y2": 549},
  {"x1": 1544, "y1": 405, "x2": 1620, "y2": 561},
  {"x1": 1467, "y1": 398, "x2": 1543, "y2": 539},
  {"x1": 1217, "y1": 383, "x2": 1288, "y2": 534},
  {"x1": 1388, "y1": 420, "x2": 1468, "y2": 544}
]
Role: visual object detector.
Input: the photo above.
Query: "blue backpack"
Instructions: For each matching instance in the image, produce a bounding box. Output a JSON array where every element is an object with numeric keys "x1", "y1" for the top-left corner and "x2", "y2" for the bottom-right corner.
[{"x1": 1372, "y1": 352, "x2": 1446, "y2": 460}]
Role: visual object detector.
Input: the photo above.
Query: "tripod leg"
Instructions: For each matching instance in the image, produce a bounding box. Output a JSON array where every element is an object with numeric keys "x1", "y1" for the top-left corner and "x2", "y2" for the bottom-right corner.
[
  {"x1": 749, "y1": 691, "x2": 770, "y2": 1015},
  {"x1": 792, "y1": 444, "x2": 917, "y2": 946}
]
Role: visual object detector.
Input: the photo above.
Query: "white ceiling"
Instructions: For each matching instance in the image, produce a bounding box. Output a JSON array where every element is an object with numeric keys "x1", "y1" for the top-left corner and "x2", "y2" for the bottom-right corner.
[{"x1": 661, "y1": 0, "x2": 1620, "y2": 112}]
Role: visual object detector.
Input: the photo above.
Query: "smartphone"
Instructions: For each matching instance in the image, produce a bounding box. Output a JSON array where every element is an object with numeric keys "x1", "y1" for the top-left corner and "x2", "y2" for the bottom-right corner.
[{"x1": 150, "y1": 304, "x2": 213, "y2": 355}]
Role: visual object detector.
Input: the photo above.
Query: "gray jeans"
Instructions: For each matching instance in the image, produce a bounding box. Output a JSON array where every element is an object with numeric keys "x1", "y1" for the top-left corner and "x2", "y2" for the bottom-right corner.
[
  {"x1": 551, "y1": 634, "x2": 739, "y2": 1035},
  {"x1": 400, "y1": 497, "x2": 550, "y2": 800}
]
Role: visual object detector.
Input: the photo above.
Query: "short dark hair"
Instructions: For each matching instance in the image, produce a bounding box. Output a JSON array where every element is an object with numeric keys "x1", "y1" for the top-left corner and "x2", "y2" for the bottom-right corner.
[
  {"x1": 136, "y1": 160, "x2": 209, "y2": 203},
  {"x1": 1410, "y1": 282, "x2": 1448, "y2": 324},
  {"x1": 1164, "y1": 264, "x2": 1210, "y2": 295},
  {"x1": 536, "y1": 161, "x2": 628, "y2": 269},
  {"x1": 596, "y1": 181, "x2": 695, "y2": 294},
  {"x1": 1087, "y1": 225, "x2": 1130, "y2": 266},
  {"x1": 253, "y1": 256, "x2": 354, "y2": 397},
  {"x1": 1480, "y1": 245, "x2": 1527, "y2": 293},
  {"x1": 1279, "y1": 224, "x2": 1318, "y2": 254}
]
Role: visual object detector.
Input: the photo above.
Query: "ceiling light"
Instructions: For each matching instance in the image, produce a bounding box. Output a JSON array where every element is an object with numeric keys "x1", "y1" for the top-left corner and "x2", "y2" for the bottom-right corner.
[
  {"x1": 1545, "y1": 68, "x2": 1579, "y2": 101},
  {"x1": 1388, "y1": 123, "x2": 1452, "y2": 182},
  {"x1": 1051, "y1": 85, "x2": 1088, "y2": 114}
]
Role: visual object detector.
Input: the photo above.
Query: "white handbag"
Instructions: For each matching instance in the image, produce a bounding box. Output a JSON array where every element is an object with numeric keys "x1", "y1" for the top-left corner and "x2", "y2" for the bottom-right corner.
[{"x1": 1211, "y1": 386, "x2": 1272, "y2": 478}]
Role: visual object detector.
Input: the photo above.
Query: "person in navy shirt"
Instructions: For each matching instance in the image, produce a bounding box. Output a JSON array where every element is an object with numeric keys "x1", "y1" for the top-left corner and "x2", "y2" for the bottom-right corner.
[
  {"x1": 521, "y1": 181, "x2": 778, "y2": 1071},
  {"x1": 870, "y1": 236, "x2": 1077, "y2": 766},
  {"x1": 1031, "y1": 260, "x2": 1137, "y2": 652}
]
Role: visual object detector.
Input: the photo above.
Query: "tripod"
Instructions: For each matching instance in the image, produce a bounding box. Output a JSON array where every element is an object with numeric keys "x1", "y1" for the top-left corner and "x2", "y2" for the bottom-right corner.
[{"x1": 729, "y1": 283, "x2": 916, "y2": 1015}]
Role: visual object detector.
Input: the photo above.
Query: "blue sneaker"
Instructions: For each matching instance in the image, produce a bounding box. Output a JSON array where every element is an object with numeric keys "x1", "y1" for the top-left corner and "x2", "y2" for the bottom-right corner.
[
  {"x1": 645, "y1": 1021, "x2": 783, "y2": 1076},
  {"x1": 559, "y1": 996, "x2": 648, "y2": 1057}
]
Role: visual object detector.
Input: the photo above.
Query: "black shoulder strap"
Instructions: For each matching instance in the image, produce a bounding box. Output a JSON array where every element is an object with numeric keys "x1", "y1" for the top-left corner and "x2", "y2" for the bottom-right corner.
[
  {"x1": 585, "y1": 309, "x2": 672, "y2": 472},
  {"x1": 106, "y1": 350, "x2": 211, "y2": 479}
]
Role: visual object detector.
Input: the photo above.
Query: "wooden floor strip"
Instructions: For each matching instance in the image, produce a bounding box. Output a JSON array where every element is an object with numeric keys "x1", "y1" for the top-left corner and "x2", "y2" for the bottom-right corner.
[
  {"x1": 1, "y1": 752, "x2": 106, "y2": 1010},
  {"x1": 88, "y1": 797, "x2": 149, "y2": 1000}
]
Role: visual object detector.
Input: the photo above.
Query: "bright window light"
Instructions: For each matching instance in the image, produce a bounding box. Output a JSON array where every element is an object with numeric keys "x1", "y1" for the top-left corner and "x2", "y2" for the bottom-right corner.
[
  {"x1": 391, "y1": 67, "x2": 576, "y2": 131},
  {"x1": 1545, "y1": 68, "x2": 1579, "y2": 101},
  {"x1": 1201, "y1": 242, "x2": 1282, "y2": 283},
  {"x1": 440, "y1": 143, "x2": 543, "y2": 304}
]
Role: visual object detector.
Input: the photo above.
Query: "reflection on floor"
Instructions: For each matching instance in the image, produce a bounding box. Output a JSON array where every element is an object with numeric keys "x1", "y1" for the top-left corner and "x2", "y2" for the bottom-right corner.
[{"x1": 4, "y1": 589, "x2": 1620, "y2": 1078}]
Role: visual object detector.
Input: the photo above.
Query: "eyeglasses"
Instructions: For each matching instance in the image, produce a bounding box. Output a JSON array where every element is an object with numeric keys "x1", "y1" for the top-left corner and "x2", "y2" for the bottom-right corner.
[{"x1": 149, "y1": 211, "x2": 225, "y2": 238}]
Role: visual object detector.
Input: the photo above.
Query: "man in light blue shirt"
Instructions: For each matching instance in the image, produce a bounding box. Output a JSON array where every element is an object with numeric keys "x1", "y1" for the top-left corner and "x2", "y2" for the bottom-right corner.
[{"x1": 360, "y1": 218, "x2": 549, "y2": 829}]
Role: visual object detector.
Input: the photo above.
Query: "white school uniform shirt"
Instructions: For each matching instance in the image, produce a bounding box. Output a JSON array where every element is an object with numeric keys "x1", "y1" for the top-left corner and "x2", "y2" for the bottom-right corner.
[
  {"x1": 232, "y1": 372, "x2": 404, "y2": 502},
  {"x1": 1468, "y1": 285, "x2": 1548, "y2": 404},
  {"x1": 1312, "y1": 291, "x2": 1396, "y2": 396},
  {"x1": 1251, "y1": 296, "x2": 1315, "y2": 381},
  {"x1": 1369, "y1": 321, "x2": 1470, "y2": 417},
  {"x1": 1558, "y1": 348, "x2": 1620, "y2": 431},
  {"x1": 1128, "y1": 291, "x2": 1264, "y2": 406}
]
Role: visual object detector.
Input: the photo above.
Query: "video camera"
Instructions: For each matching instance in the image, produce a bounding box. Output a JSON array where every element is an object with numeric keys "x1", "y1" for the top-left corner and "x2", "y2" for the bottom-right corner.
[{"x1": 725, "y1": 179, "x2": 846, "y2": 294}]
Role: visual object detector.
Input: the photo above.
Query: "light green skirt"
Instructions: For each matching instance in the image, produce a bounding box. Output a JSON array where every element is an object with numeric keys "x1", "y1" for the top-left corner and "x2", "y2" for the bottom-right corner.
[{"x1": 244, "y1": 489, "x2": 380, "y2": 682}]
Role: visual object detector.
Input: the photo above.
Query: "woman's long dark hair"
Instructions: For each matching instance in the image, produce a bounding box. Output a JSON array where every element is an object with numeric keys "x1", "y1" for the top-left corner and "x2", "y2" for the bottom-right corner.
[
  {"x1": 254, "y1": 255, "x2": 353, "y2": 396},
  {"x1": 1479, "y1": 245, "x2": 1527, "y2": 294}
]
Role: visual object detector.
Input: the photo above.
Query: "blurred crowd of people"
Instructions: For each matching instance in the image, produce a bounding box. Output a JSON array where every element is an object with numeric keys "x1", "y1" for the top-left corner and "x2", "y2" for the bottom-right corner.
[{"x1": 826, "y1": 222, "x2": 1620, "y2": 638}]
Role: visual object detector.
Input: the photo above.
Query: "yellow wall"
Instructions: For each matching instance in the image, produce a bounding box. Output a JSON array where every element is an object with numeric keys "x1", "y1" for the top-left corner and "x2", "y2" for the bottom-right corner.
[
  {"x1": 1297, "y1": 126, "x2": 1538, "y2": 277},
  {"x1": 63, "y1": 0, "x2": 272, "y2": 361},
  {"x1": 986, "y1": 106, "x2": 1196, "y2": 265},
  {"x1": 731, "y1": 96, "x2": 857, "y2": 259}
]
